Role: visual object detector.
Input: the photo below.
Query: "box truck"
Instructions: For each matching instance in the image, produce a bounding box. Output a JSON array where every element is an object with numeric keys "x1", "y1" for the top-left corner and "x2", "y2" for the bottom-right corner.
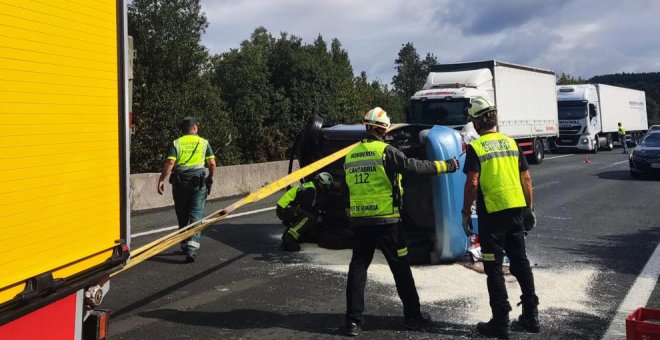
[
  {"x1": 555, "y1": 84, "x2": 648, "y2": 152},
  {"x1": 408, "y1": 60, "x2": 559, "y2": 164},
  {"x1": 0, "y1": 1, "x2": 131, "y2": 339}
]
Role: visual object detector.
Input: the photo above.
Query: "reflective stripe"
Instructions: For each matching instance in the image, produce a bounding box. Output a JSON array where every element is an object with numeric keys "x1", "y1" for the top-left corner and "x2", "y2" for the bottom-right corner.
[
  {"x1": 277, "y1": 182, "x2": 315, "y2": 208},
  {"x1": 478, "y1": 150, "x2": 519, "y2": 163},
  {"x1": 287, "y1": 222, "x2": 303, "y2": 239},
  {"x1": 344, "y1": 159, "x2": 383, "y2": 169},
  {"x1": 397, "y1": 247, "x2": 408, "y2": 257},
  {"x1": 434, "y1": 160, "x2": 446, "y2": 174},
  {"x1": 482, "y1": 253, "x2": 495, "y2": 261},
  {"x1": 186, "y1": 240, "x2": 200, "y2": 248}
]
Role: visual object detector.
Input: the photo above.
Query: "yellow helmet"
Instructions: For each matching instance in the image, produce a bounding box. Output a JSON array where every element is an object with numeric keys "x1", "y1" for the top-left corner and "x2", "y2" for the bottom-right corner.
[
  {"x1": 466, "y1": 97, "x2": 496, "y2": 119},
  {"x1": 363, "y1": 107, "x2": 391, "y2": 129}
]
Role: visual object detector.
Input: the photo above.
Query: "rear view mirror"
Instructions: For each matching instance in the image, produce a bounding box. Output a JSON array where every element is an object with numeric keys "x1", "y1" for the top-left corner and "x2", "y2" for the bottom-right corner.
[{"x1": 588, "y1": 104, "x2": 597, "y2": 118}]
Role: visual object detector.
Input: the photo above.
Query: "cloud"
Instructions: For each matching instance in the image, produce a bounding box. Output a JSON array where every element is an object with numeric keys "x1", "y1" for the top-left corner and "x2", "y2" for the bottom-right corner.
[{"x1": 198, "y1": 0, "x2": 660, "y2": 83}]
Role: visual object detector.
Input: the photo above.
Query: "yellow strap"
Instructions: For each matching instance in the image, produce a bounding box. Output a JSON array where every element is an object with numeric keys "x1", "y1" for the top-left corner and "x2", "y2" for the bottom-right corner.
[
  {"x1": 112, "y1": 141, "x2": 360, "y2": 276},
  {"x1": 397, "y1": 247, "x2": 408, "y2": 257}
]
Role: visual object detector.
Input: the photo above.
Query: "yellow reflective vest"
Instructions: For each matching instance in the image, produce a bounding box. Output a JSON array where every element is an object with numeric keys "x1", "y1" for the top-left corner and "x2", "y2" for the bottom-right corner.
[
  {"x1": 168, "y1": 134, "x2": 213, "y2": 173},
  {"x1": 277, "y1": 182, "x2": 315, "y2": 208},
  {"x1": 469, "y1": 133, "x2": 526, "y2": 213},
  {"x1": 344, "y1": 140, "x2": 399, "y2": 219}
]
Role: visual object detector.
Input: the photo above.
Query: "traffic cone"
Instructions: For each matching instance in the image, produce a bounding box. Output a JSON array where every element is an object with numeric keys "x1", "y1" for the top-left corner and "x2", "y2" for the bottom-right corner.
[{"x1": 583, "y1": 155, "x2": 590, "y2": 164}]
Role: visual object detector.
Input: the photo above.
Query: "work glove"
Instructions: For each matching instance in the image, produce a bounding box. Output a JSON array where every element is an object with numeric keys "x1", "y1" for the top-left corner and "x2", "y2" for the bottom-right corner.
[
  {"x1": 205, "y1": 177, "x2": 213, "y2": 194},
  {"x1": 522, "y1": 207, "x2": 536, "y2": 232},
  {"x1": 461, "y1": 210, "x2": 475, "y2": 236},
  {"x1": 445, "y1": 157, "x2": 460, "y2": 173}
]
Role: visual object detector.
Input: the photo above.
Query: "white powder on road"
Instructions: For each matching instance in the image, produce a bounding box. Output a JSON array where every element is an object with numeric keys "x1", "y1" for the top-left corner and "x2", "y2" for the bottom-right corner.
[{"x1": 295, "y1": 244, "x2": 598, "y2": 324}]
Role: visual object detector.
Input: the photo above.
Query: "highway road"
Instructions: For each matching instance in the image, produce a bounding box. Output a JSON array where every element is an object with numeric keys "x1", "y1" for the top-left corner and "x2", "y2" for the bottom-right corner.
[{"x1": 106, "y1": 149, "x2": 660, "y2": 339}]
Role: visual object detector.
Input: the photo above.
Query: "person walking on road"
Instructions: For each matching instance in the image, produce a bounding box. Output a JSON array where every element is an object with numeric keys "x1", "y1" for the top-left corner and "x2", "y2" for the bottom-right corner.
[
  {"x1": 276, "y1": 172, "x2": 333, "y2": 252},
  {"x1": 461, "y1": 97, "x2": 540, "y2": 339},
  {"x1": 618, "y1": 122, "x2": 629, "y2": 154},
  {"x1": 342, "y1": 107, "x2": 459, "y2": 336},
  {"x1": 157, "y1": 117, "x2": 216, "y2": 263}
]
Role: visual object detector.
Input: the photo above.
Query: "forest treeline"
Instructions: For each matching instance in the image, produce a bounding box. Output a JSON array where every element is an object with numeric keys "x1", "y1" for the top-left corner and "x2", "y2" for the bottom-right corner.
[{"x1": 129, "y1": 0, "x2": 659, "y2": 173}]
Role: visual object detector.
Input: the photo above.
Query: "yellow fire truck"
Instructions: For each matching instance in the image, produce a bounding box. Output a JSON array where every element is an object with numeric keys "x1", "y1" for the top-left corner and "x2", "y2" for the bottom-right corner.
[{"x1": 0, "y1": 1, "x2": 131, "y2": 338}]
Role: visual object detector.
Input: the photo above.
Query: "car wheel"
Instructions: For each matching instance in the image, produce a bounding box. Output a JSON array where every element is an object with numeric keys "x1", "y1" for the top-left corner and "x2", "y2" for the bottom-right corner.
[{"x1": 299, "y1": 115, "x2": 323, "y2": 166}]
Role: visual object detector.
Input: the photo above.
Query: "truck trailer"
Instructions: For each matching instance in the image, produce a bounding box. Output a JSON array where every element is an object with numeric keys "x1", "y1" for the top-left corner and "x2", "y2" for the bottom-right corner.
[
  {"x1": 408, "y1": 60, "x2": 559, "y2": 164},
  {"x1": 555, "y1": 84, "x2": 648, "y2": 152},
  {"x1": 0, "y1": 1, "x2": 131, "y2": 339}
]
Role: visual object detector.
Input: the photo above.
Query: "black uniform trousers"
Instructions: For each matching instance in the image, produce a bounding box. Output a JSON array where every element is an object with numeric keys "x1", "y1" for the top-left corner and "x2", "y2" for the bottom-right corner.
[
  {"x1": 479, "y1": 207, "x2": 537, "y2": 319},
  {"x1": 346, "y1": 222, "x2": 421, "y2": 325}
]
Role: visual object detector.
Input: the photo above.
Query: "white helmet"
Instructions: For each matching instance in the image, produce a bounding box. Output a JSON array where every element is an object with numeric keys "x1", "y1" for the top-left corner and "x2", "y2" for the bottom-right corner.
[
  {"x1": 466, "y1": 97, "x2": 496, "y2": 119},
  {"x1": 314, "y1": 172, "x2": 333, "y2": 190},
  {"x1": 363, "y1": 107, "x2": 391, "y2": 129}
]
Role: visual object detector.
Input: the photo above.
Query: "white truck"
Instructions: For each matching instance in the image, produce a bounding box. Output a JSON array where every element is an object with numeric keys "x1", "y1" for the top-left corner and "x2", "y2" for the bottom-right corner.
[
  {"x1": 555, "y1": 84, "x2": 648, "y2": 152},
  {"x1": 408, "y1": 60, "x2": 559, "y2": 164}
]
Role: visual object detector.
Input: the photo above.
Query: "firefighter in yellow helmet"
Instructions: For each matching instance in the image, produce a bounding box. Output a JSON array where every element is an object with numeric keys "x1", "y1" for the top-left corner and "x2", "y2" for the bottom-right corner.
[
  {"x1": 276, "y1": 172, "x2": 334, "y2": 252},
  {"x1": 342, "y1": 107, "x2": 459, "y2": 336},
  {"x1": 461, "y1": 97, "x2": 539, "y2": 338}
]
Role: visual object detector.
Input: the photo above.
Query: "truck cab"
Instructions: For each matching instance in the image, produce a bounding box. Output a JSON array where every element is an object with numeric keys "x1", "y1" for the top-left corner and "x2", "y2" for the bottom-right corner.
[
  {"x1": 408, "y1": 68, "x2": 493, "y2": 128},
  {"x1": 556, "y1": 85, "x2": 606, "y2": 152}
]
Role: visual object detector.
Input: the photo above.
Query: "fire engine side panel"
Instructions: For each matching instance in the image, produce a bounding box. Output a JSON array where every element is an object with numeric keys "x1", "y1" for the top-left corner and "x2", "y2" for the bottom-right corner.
[
  {"x1": 493, "y1": 66, "x2": 559, "y2": 139},
  {"x1": 0, "y1": 1, "x2": 123, "y2": 304},
  {"x1": 0, "y1": 292, "x2": 82, "y2": 339}
]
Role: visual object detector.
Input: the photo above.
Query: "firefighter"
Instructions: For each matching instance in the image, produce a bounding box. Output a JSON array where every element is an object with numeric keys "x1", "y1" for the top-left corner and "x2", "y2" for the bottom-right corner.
[
  {"x1": 461, "y1": 97, "x2": 540, "y2": 339},
  {"x1": 276, "y1": 172, "x2": 333, "y2": 252},
  {"x1": 157, "y1": 117, "x2": 216, "y2": 263},
  {"x1": 342, "y1": 107, "x2": 459, "y2": 336}
]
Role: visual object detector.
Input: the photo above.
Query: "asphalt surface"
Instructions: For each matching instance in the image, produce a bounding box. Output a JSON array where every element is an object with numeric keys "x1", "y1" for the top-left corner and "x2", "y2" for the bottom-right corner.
[{"x1": 106, "y1": 148, "x2": 660, "y2": 340}]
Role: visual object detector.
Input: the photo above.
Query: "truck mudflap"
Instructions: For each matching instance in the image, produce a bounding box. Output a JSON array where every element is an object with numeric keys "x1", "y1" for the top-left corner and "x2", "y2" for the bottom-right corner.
[{"x1": 422, "y1": 126, "x2": 470, "y2": 262}]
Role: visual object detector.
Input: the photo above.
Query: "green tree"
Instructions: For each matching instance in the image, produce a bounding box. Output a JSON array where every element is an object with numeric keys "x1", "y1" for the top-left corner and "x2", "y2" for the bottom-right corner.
[
  {"x1": 128, "y1": 0, "x2": 236, "y2": 172},
  {"x1": 556, "y1": 72, "x2": 586, "y2": 85},
  {"x1": 392, "y1": 42, "x2": 436, "y2": 99}
]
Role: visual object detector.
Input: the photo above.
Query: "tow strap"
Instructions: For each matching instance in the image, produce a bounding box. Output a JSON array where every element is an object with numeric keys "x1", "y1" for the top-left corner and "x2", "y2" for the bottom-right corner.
[{"x1": 112, "y1": 141, "x2": 360, "y2": 276}]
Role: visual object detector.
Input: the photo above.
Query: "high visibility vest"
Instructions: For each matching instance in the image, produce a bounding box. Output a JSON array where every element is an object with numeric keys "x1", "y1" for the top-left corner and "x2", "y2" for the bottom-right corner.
[
  {"x1": 619, "y1": 126, "x2": 627, "y2": 135},
  {"x1": 470, "y1": 133, "x2": 526, "y2": 213},
  {"x1": 277, "y1": 182, "x2": 315, "y2": 208},
  {"x1": 169, "y1": 134, "x2": 211, "y2": 172},
  {"x1": 344, "y1": 140, "x2": 398, "y2": 219}
]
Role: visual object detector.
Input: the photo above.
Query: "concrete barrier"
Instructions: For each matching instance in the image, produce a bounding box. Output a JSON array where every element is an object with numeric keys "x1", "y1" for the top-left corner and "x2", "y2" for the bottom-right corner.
[{"x1": 130, "y1": 160, "x2": 299, "y2": 211}]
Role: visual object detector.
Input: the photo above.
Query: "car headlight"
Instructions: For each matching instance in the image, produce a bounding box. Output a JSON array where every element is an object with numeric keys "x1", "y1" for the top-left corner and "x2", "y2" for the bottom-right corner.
[{"x1": 581, "y1": 138, "x2": 589, "y2": 144}]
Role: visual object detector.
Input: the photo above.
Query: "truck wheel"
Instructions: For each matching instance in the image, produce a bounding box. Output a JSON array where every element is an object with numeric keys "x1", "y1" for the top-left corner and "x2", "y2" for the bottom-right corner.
[
  {"x1": 590, "y1": 135, "x2": 599, "y2": 154},
  {"x1": 605, "y1": 135, "x2": 614, "y2": 151},
  {"x1": 528, "y1": 139, "x2": 544, "y2": 164},
  {"x1": 299, "y1": 115, "x2": 323, "y2": 166}
]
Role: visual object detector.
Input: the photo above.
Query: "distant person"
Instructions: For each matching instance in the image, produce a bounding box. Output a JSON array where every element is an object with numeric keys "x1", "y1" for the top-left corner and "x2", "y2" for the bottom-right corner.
[
  {"x1": 157, "y1": 117, "x2": 216, "y2": 263},
  {"x1": 276, "y1": 172, "x2": 333, "y2": 252},
  {"x1": 461, "y1": 97, "x2": 540, "y2": 339},
  {"x1": 618, "y1": 122, "x2": 629, "y2": 154},
  {"x1": 342, "y1": 107, "x2": 459, "y2": 336}
]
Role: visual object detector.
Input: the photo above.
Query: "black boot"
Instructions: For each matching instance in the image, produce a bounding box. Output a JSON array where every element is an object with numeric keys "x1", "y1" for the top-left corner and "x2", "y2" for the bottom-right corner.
[
  {"x1": 477, "y1": 317, "x2": 510, "y2": 339},
  {"x1": 280, "y1": 233, "x2": 301, "y2": 252},
  {"x1": 512, "y1": 295, "x2": 540, "y2": 333}
]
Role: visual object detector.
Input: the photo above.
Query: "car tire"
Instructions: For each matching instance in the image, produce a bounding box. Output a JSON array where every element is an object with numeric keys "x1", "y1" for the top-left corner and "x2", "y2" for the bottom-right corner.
[
  {"x1": 299, "y1": 115, "x2": 323, "y2": 166},
  {"x1": 605, "y1": 135, "x2": 614, "y2": 151}
]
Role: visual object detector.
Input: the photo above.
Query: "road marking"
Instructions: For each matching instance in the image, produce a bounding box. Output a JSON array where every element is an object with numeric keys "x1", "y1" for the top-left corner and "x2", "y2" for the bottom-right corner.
[
  {"x1": 545, "y1": 154, "x2": 575, "y2": 160},
  {"x1": 131, "y1": 206, "x2": 276, "y2": 238},
  {"x1": 601, "y1": 241, "x2": 660, "y2": 339}
]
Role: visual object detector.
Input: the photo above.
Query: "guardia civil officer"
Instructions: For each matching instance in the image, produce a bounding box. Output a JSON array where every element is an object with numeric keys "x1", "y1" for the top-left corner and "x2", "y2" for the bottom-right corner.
[
  {"x1": 157, "y1": 117, "x2": 216, "y2": 263},
  {"x1": 461, "y1": 97, "x2": 540, "y2": 339},
  {"x1": 343, "y1": 107, "x2": 459, "y2": 336},
  {"x1": 276, "y1": 172, "x2": 333, "y2": 252}
]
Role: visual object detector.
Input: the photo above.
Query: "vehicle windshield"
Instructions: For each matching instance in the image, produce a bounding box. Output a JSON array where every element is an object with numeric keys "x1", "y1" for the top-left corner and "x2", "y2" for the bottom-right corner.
[
  {"x1": 649, "y1": 125, "x2": 660, "y2": 132},
  {"x1": 558, "y1": 104, "x2": 587, "y2": 120},
  {"x1": 407, "y1": 99, "x2": 469, "y2": 126},
  {"x1": 641, "y1": 133, "x2": 660, "y2": 147}
]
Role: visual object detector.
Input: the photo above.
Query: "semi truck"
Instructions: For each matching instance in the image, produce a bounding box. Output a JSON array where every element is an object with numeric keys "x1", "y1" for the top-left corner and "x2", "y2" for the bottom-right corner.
[
  {"x1": 0, "y1": 1, "x2": 131, "y2": 339},
  {"x1": 408, "y1": 60, "x2": 559, "y2": 164},
  {"x1": 555, "y1": 84, "x2": 648, "y2": 152}
]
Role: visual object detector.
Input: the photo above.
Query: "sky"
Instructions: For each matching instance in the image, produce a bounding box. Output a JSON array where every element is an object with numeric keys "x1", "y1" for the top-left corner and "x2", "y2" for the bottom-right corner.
[{"x1": 200, "y1": 0, "x2": 660, "y2": 84}]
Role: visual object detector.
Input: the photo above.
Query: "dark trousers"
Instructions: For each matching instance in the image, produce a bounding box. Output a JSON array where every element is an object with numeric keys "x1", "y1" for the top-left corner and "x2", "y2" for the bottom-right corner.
[
  {"x1": 479, "y1": 208, "x2": 537, "y2": 319},
  {"x1": 276, "y1": 206, "x2": 317, "y2": 242},
  {"x1": 346, "y1": 223, "x2": 421, "y2": 325},
  {"x1": 172, "y1": 179, "x2": 207, "y2": 256}
]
